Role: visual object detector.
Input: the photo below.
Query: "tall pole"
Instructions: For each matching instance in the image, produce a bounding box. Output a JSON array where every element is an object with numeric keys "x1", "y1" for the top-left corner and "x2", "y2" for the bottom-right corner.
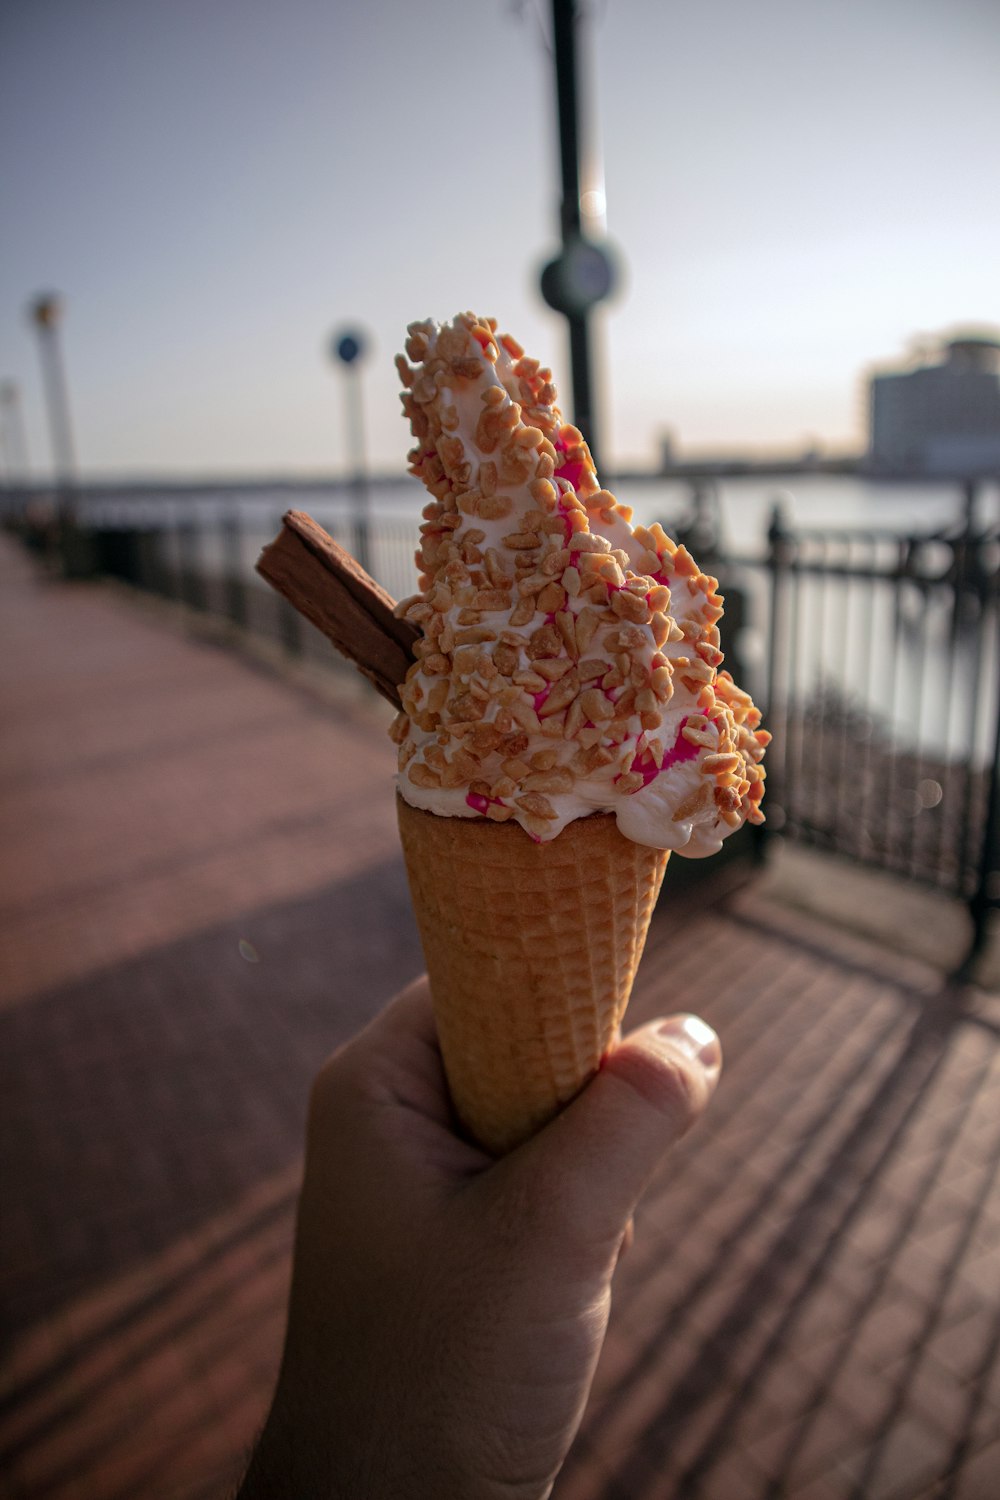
[
  {"x1": 331, "y1": 329, "x2": 371, "y2": 575},
  {"x1": 29, "y1": 293, "x2": 76, "y2": 485},
  {"x1": 540, "y1": 0, "x2": 616, "y2": 474},
  {"x1": 553, "y1": 0, "x2": 590, "y2": 443}
]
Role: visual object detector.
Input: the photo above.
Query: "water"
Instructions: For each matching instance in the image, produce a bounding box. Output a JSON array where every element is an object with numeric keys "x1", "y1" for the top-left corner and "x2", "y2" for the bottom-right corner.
[
  {"x1": 618, "y1": 472, "x2": 999, "y2": 555},
  {"x1": 75, "y1": 472, "x2": 999, "y2": 767},
  {"x1": 76, "y1": 470, "x2": 998, "y2": 596}
]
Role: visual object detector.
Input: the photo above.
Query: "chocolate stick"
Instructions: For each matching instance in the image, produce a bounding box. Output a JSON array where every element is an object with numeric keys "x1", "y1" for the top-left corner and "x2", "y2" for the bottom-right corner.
[{"x1": 256, "y1": 510, "x2": 418, "y2": 709}]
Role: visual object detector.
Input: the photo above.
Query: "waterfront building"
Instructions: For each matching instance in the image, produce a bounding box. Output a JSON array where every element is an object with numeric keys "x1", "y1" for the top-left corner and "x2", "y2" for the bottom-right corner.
[{"x1": 868, "y1": 332, "x2": 1000, "y2": 475}]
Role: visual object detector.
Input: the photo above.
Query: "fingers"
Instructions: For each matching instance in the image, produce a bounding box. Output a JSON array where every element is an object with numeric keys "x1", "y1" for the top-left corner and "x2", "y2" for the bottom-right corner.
[
  {"x1": 367, "y1": 974, "x2": 436, "y2": 1043},
  {"x1": 515, "y1": 1014, "x2": 722, "y2": 1250},
  {"x1": 311, "y1": 975, "x2": 441, "y2": 1120}
]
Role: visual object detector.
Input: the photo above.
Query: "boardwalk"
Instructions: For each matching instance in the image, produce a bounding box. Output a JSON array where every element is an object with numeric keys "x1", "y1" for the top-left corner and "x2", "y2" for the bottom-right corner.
[{"x1": 1, "y1": 537, "x2": 999, "y2": 1499}]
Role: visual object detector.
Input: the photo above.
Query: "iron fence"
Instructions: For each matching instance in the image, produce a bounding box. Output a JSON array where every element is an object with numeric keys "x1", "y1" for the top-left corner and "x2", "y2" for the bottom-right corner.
[
  {"x1": 3, "y1": 478, "x2": 998, "y2": 969},
  {"x1": 713, "y1": 495, "x2": 998, "y2": 969}
]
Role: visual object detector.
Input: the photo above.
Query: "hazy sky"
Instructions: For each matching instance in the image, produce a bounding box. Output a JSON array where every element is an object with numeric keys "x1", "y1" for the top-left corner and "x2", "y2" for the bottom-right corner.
[{"x1": 2, "y1": 0, "x2": 999, "y2": 480}]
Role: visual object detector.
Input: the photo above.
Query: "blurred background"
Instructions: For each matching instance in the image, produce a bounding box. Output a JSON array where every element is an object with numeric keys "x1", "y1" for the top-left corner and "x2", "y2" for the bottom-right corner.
[
  {"x1": 2, "y1": 0, "x2": 999, "y2": 478},
  {"x1": 3, "y1": 3, "x2": 1000, "y2": 1498}
]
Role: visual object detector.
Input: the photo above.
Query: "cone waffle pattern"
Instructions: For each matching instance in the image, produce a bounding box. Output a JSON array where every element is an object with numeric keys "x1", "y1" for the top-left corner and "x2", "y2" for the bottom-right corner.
[{"x1": 397, "y1": 797, "x2": 669, "y2": 1153}]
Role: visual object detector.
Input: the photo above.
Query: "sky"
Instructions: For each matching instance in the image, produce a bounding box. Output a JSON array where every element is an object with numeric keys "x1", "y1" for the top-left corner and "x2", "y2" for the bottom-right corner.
[{"x1": 2, "y1": 0, "x2": 999, "y2": 481}]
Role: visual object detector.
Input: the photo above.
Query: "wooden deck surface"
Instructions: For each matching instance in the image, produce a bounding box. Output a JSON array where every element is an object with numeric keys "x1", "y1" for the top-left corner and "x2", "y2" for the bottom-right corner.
[{"x1": 2, "y1": 537, "x2": 998, "y2": 1500}]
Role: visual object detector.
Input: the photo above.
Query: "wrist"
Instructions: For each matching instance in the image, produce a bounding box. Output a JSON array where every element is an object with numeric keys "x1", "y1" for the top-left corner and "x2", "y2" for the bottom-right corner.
[{"x1": 236, "y1": 1390, "x2": 552, "y2": 1500}]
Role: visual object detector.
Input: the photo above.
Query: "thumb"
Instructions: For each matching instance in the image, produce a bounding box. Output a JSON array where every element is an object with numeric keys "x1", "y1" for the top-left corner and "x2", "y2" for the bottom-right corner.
[{"x1": 516, "y1": 1014, "x2": 722, "y2": 1249}]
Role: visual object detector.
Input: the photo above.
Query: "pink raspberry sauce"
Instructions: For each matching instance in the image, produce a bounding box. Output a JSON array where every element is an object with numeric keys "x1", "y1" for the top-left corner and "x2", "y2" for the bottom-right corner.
[
  {"x1": 466, "y1": 791, "x2": 504, "y2": 815},
  {"x1": 553, "y1": 433, "x2": 588, "y2": 494},
  {"x1": 619, "y1": 716, "x2": 701, "y2": 792}
]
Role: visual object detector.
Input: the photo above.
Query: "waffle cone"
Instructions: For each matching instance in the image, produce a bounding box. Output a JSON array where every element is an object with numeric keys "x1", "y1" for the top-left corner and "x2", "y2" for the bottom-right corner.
[{"x1": 397, "y1": 795, "x2": 669, "y2": 1154}]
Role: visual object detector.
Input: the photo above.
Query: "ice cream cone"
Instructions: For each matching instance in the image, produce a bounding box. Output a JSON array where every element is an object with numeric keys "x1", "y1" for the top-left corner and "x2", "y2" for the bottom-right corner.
[{"x1": 397, "y1": 795, "x2": 669, "y2": 1153}]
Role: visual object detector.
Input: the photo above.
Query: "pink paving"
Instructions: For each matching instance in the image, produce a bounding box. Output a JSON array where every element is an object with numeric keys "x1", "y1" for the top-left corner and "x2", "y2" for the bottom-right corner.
[{"x1": 1, "y1": 536, "x2": 999, "y2": 1499}]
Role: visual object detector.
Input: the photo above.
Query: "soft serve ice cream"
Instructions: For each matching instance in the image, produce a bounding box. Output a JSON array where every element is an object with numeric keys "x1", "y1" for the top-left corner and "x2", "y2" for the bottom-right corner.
[{"x1": 390, "y1": 312, "x2": 768, "y2": 854}]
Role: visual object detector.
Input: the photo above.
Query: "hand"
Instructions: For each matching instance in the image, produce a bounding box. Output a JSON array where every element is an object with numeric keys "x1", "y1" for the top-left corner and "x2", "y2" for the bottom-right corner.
[{"x1": 237, "y1": 976, "x2": 721, "y2": 1500}]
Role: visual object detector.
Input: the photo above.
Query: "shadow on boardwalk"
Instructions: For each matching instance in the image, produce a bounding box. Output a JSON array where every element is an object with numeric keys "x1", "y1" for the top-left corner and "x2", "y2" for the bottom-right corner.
[{"x1": 2, "y1": 538, "x2": 999, "y2": 1500}]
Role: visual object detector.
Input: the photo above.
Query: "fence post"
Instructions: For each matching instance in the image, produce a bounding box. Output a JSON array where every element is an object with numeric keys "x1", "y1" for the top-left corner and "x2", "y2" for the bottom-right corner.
[
  {"x1": 961, "y1": 506, "x2": 1000, "y2": 978},
  {"x1": 223, "y1": 507, "x2": 246, "y2": 628},
  {"x1": 177, "y1": 509, "x2": 204, "y2": 611},
  {"x1": 757, "y1": 501, "x2": 794, "y2": 860}
]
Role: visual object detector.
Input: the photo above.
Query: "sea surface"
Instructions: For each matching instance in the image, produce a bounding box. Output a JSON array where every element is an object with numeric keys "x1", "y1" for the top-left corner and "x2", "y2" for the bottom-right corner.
[
  {"x1": 78, "y1": 472, "x2": 999, "y2": 767},
  {"x1": 78, "y1": 469, "x2": 1000, "y2": 582}
]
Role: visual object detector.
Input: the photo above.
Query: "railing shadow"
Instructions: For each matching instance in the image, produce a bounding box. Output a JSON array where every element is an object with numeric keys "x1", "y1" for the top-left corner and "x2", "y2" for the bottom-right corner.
[
  {"x1": 0, "y1": 850, "x2": 422, "y2": 1338},
  {"x1": 557, "y1": 908, "x2": 999, "y2": 1497},
  {"x1": 0, "y1": 1182, "x2": 294, "y2": 1491}
]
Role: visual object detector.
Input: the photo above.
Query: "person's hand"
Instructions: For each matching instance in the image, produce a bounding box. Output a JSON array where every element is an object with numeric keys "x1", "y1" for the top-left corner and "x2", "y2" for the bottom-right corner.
[{"x1": 237, "y1": 976, "x2": 721, "y2": 1500}]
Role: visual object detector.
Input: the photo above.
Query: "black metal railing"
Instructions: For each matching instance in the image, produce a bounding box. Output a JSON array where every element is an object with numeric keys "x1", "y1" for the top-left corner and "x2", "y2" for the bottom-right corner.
[
  {"x1": 748, "y1": 498, "x2": 999, "y2": 967},
  {"x1": 3, "y1": 477, "x2": 997, "y2": 969}
]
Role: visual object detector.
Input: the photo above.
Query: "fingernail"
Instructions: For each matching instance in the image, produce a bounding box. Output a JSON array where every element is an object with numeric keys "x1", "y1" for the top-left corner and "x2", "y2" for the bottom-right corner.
[{"x1": 656, "y1": 1014, "x2": 722, "y2": 1076}]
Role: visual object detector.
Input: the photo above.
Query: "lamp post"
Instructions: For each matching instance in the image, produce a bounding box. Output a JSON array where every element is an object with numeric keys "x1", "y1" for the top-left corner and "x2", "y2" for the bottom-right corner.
[
  {"x1": 331, "y1": 327, "x2": 372, "y2": 575},
  {"x1": 29, "y1": 292, "x2": 85, "y2": 571},
  {"x1": 539, "y1": 0, "x2": 618, "y2": 473},
  {"x1": 29, "y1": 293, "x2": 76, "y2": 485}
]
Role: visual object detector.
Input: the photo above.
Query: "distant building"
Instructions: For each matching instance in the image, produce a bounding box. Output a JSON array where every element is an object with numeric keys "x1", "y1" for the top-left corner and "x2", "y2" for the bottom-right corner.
[{"x1": 868, "y1": 333, "x2": 1000, "y2": 475}]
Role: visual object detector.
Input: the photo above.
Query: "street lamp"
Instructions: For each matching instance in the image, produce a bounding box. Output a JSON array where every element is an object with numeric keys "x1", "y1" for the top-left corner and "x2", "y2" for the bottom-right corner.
[
  {"x1": 539, "y1": 0, "x2": 619, "y2": 473},
  {"x1": 330, "y1": 327, "x2": 372, "y2": 575},
  {"x1": 29, "y1": 292, "x2": 76, "y2": 486}
]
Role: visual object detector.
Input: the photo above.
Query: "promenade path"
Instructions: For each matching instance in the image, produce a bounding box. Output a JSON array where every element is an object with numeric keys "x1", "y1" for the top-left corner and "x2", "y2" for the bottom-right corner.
[{"x1": 2, "y1": 534, "x2": 999, "y2": 1500}]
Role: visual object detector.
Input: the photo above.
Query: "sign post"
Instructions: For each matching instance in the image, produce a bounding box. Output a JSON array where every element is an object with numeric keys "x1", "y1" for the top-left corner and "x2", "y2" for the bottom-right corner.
[
  {"x1": 331, "y1": 329, "x2": 372, "y2": 575},
  {"x1": 539, "y1": 0, "x2": 619, "y2": 472}
]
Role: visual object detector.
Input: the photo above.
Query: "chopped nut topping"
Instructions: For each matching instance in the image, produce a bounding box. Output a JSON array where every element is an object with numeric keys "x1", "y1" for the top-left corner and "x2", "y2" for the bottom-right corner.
[
  {"x1": 616, "y1": 771, "x2": 645, "y2": 794},
  {"x1": 555, "y1": 611, "x2": 577, "y2": 656},
  {"x1": 452, "y1": 692, "x2": 487, "y2": 722},
  {"x1": 526, "y1": 622, "x2": 563, "y2": 660},
  {"x1": 408, "y1": 762, "x2": 443, "y2": 788},
  {"x1": 613, "y1": 687, "x2": 637, "y2": 719},
  {"x1": 532, "y1": 657, "x2": 574, "y2": 681},
  {"x1": 704, "y1": 752, "x2": 741, "y2": 774},
  {"x1": 510, "y1": 699, "x2": 542, "y2": 733},
  {"x1": 425, "y1": 680, "x2": 450, "y2": 715},
  {"x1": 454, "y1": 626, "x2": 498, "y2": 645},
  {"x1": 515, "y1": 792, "x2": 558, "y2": 820},
  {"x1": 579, "y1": 688, "x2": 615, "y2": 723},
  {"x1": 578, "y1": 658, "x2": 606, "y2": 683},
  {"x1": 541, "y1": 547, "x2": 570, "y2": 576},
  {"x1": 538, "y1": 670, "x2": 580, "y2": 716},
  {"x1": 672, "y1": 784, "x2": 712, "y2": 821},
  {"x1": 472, "y1": 588, "x2": 511, "y2": 611},
  {"x1": 392, "y1": 312, "x2": 765, "y2": 843},
  {"x1": 478, "y1": 494, "x2": 514, "y2": 521},
  {"x1": 574, "y1": 610, "x2": 600, "y2": 655},
  {"x1": 523, "y1": 768, "x2": 574, "y2": 795},
  {"x1": 611, "y1": 589, "x2": 651, "y2": 624},
  {"x1": 388, "y1": 712, "x2": 410, "y2": 745},
  {"x1": 536, "y1": 581, "x2": 567, "y2": 614},
  {"x1": 492, "y1": 642, "x2": 520, "y2": 676},
  {"x1": 502, "y1": 530, "x2": 542, "y2": 550}
]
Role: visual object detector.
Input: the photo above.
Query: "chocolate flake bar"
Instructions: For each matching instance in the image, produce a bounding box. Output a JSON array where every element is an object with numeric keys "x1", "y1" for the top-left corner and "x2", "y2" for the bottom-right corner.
[{"x1": 256, "y1": 510, "x2": 417, "y2": 708}]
